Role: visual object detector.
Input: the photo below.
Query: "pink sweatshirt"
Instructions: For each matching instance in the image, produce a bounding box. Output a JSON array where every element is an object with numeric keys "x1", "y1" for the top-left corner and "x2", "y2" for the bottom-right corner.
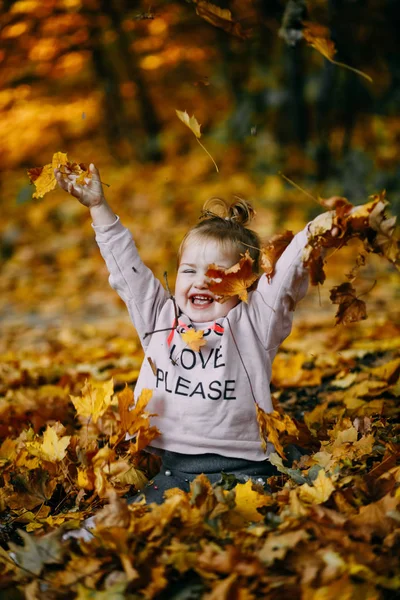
[{"x1": 93, "y1": 217, "x2": 309, "y2": 461}]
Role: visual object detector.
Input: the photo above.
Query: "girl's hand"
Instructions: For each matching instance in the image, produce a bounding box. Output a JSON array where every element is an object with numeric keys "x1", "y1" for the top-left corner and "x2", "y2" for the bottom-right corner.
[{"x1": 54, "y1": 163, "x2": 105, "y2": 208}]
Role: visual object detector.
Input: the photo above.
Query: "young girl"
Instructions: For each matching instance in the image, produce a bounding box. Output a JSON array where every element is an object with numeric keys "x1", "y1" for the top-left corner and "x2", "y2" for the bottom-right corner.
[{"x1": 55, "y1": 164, "x2": 328, "y2": 504}]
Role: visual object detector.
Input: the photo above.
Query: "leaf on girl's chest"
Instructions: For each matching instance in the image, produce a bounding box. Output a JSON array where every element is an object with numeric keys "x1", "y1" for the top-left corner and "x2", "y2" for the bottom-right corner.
[{"x1": 181, "y1": 329, "x2": 207, "y2": 352}]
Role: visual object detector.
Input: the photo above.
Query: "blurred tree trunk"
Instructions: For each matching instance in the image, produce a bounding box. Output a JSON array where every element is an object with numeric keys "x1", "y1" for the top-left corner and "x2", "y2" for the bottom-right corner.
[
  {"x1": 284, "y1": 45, "x2": 308, "y2": 147},
  {"x1": 87, "y1": 8, "x2": 133, "y2": 162},
  {"x1": 101, "y1": 0, "x2": 163, "y2": 162},
  {"x1": 85, "y1": 0, "x2": 163, "y2": 162}
]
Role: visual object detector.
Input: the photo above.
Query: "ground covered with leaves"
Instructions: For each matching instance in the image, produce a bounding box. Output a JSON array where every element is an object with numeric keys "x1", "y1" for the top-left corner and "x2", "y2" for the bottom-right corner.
[{"x1": 0, "y1": 300, "x2": 399, "y2": 599}]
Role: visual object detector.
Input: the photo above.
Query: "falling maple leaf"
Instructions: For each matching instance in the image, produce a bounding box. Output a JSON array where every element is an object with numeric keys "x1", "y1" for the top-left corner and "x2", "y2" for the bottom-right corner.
[
  {"x1": 193, "y1": 0, "x2": 250, "y2": 39},
  {"x1": 117, "y1": 385, "x2": 159, "y2": 451},
  {"x1": 330, "y1": 282, "x2": 367, "y2": 325},
  {"x1": 25, "y1": 424, "x2": 71, "y2": 462},
  {"x1": 206, "y1": 250, "x2": 259, "y2": 303},
  {"x1": 260, "y1": 230, "x2": 294, "y2": 281},
  {"x1": 181, "y1": 329, "x2": 206, "y2": 352},
  {"x1": 70, "y1": 378, "x2": 114, "y2": 424},
  {"x1": 175, "y1": 110, "x2": 201, "y2": 138},
  {"x1": 302, "y1": 22, "x2": 372, "y2": 82},
  {"x1": 255, "y1": 404, "x2": 298, "y2": 457},
  {"x1": 176, "y1": 109, "x2": 219, "y2": 172}
]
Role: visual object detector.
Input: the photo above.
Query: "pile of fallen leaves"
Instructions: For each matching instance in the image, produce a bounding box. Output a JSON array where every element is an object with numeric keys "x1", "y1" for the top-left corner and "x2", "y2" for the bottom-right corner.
[
  {"x1": 0, "y1": 311, "x2": 399, "y2": 599},
  {"x1": 0, "y1": 162, "x2": 396, "y2": 597}
]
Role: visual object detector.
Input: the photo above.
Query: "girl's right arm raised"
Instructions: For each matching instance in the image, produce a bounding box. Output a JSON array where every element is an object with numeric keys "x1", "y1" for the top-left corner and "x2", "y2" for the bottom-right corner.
[{"x1": 55, "y1": 164, "x2": 168, "y2": 346}]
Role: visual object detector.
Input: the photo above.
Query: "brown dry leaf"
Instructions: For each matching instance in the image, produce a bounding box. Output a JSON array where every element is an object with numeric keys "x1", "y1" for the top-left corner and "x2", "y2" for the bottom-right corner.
[
  {"x1": 260, "y1": 230, "x2": 294, "y2": 281},
  {"x1": 181, "y1": 329, "x2": 207, "y2": 352},
  {"x1": 330, "y1": 282, "x2": 367, "y2": 325},
  {"x1": 94, "y1": 489, "x2": 131, "y2": 530},
  {"x1": 367, "y1": 197, "x2": 399, "y2": 265},
  {"x1": 194, "y1": 0, "x2": 249, "y2": 39},
  {"x1": 258, "y1": 529, "x2": 309, "y2": 565},
  {"x1": 318, "y1": 196, "x2": 353, "y2": 212},
  {"x1": 255, "y1": 405, "x2": 298, "y2": 457},
  {"x1": 8, "y1": 528, "x2": 65, "y2": 576},
  {"x1": 348, "y1": 492, "x2": 399, "y2": 540},
  {"x1": 206, "y1": 251, "x2": 259, "y2": 303}
]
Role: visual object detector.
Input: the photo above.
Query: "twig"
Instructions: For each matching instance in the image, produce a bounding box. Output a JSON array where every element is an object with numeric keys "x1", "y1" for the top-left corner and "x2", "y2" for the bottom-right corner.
[
  {"x1": 278, "y1": 172, "x2": 320, "y2": 205},
  {"x1": 143, "y1": 272, "x2": 180, "y2": 340},
  {"x1": 196, "y1": 138, "x2": 219, "y2": 173}
]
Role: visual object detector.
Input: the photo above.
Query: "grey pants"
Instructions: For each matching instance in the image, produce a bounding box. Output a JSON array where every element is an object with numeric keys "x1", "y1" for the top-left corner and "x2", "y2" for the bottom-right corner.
[{"x1": 128, "y1": 450, "x2": 279, "y2": 504}]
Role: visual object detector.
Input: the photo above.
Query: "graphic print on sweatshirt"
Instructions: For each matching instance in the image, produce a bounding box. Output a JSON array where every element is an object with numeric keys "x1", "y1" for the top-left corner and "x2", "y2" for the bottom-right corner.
[{"x1": 151, "y1": 319, "x2": 238, "y2": 402}]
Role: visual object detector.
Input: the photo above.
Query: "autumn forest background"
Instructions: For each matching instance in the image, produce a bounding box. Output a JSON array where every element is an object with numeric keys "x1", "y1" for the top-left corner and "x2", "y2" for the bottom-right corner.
[{"x1": 1, "y1": 1, "x2": 400, "y2": 598}]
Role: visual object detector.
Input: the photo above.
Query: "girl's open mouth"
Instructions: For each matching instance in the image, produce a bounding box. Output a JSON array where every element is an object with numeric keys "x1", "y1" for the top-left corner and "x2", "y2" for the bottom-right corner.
[{"x1": 190, "y1": 295, "x2": 214, "y2": 306}]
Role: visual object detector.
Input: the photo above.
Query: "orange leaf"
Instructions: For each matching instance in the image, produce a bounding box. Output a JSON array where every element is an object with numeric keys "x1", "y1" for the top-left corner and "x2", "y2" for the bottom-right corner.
[
  {"x1": 260, "y1": 231, "x2": 294, "y2": 281},
  {"x1": 303, "y1": 23, "x2": 372, "y2": 82},
  {"x1": 181, "y1": 329, "x2": 207, "y2": 352},
  {"x1": 330, "y1": 282, "x2": 367, "y2": 325},
  {"x1": 206, "y1": 251, "x2": 259, "y2": 303},
  {"x1": 117, "y1": 385, "x2": 156, "y2": 438}
]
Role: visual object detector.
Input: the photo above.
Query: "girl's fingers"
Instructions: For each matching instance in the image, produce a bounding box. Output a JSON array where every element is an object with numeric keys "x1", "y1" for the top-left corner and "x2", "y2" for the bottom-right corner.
[{"x1": 89, "y1": 163, "x2": 101, "y2": 182}]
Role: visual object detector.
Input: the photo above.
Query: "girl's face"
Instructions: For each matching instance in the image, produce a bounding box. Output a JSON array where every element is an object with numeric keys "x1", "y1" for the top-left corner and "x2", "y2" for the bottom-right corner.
[{"x1": 175, "y1": 237, "x2": 240, "y2": 323}]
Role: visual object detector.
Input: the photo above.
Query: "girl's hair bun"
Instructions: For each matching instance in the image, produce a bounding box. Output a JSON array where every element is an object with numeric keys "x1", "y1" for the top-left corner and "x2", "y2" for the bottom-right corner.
[{"x1": 200, "y1": 196, "x2": 256, "y2": 227}]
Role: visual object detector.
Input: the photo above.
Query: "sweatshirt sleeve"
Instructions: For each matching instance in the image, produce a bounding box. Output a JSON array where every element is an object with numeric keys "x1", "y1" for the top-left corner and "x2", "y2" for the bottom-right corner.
[
  {"x1": 247, "y1": 225, "x2": 310, "y2": 350},
  {"x1": 92, "y1": 216, "x2": 169, "y2": 348}
]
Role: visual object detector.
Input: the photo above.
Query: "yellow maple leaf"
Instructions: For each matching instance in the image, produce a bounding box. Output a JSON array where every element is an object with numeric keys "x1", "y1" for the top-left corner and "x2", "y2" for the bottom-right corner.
[
  {"x1": 181, "y1": 329, "x2": 207, "y2": 352},
  {"x1": 28, "y1": 151, "x2": 90, "y2": 199},
  {"x1": 70, "y1": 378, "x2": 114, "y2": 423},
  {"x1": 234, "y1": 480, "x2": 272, "y2": 522},
  {"x1": 206, "y1": 251, "x2": 259, "y2": 303},
  {"x1": 26, "y1": 424, "x2": 71, "y2": 462},
  {"x1": 298, "y1": 469, "x2": 335, "y2": 505},
  {"x1": 51, "y1": 151, "x2": 68, "y2": 170},
  {"x1": 30, "y1": 164, "x2": 57, "y2": 199}
]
